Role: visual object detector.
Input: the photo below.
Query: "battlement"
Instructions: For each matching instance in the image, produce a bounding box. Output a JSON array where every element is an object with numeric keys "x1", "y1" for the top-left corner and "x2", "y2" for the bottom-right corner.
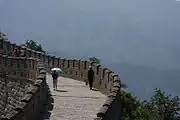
[
  {"x1": 0, "y1": 72, "x2": 32, "y2": 118},
  {"x1": 0, "y1": 38, "x2": 123, "y2": 120}
]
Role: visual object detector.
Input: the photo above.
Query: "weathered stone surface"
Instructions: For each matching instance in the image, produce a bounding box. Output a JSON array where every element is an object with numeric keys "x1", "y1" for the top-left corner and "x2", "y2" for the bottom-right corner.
[
  {"x1": 27, "y1": 86, "x2": 38, "y2": 94},
  {"x1": 15, "y1": 102, "x2": 27, "y2": 111},
  {"x1": 110, "y1": 86, "x2": 120, "y2": 92},
  {"x1": 33, "y1": 80, "x2": 42, "y2": 87},
  {"x1": 93, "y1": 117, "x2": 103, "y2": 120},
  {"x1": 108, "y1": 91, "x2": 118, "y2": 98},
  {"x1": 113, "y1": 81, "x2": 121, "y2": 88},
  {"x1": 21, "y1": 94, "x2": 33, "y2": 103},
  {"x1": 39, "y1": 70, "x2": 46, "y2": 74},
  {"x1": 97, "y1": 106, "x2": 109, "y2": 117},
  {"x1": 0, "y1": 78, "x2": 32, "y2": 118},
  {"x1": 38, "y1": 75, "x2": 106, "y2": 120},
  {"x1": 102, "y1": 97, "x2": 115, "y2": 107},
  {"x1": 0, "y1": 38, "x2": 123, "y2": 120},
  {"x1": 37, "y1": 74, "x2": 45, "y2": 80}
]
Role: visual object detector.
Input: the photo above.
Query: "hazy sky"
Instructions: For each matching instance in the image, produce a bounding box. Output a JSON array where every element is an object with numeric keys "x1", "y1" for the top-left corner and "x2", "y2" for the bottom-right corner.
[
  {"x1": 0, "y1": 0, "x2": 180, "y2": 69},
  {"x1": 1, "y1": 0, "x2": 180, "y2": 99}
]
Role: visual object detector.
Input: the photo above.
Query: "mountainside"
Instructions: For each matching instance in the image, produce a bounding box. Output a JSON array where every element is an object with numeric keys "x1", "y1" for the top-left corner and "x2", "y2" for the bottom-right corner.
[
  {"x1": 1, "y1": 0, "x2": 180, "y2": 100},
  {"x1": 105, "y1": 62, "x2": 180, "y2": 100}
]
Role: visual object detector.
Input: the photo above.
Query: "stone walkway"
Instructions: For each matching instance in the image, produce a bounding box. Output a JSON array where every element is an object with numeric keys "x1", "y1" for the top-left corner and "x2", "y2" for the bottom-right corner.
[{"x1": 40, "y1": 75, "x2": 106, "y2": 120}]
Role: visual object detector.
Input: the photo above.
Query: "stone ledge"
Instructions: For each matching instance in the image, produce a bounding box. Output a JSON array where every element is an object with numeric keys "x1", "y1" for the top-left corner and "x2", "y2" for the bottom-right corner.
[
  {"x1": 39, "y1": 70, "x2": 46, "y2": 74},
  {"x1": 1, "y1": 58, "x2": 48, "y2": 120},
  {"x1": 37, "y1": 74, "x2": 45, "y2": 80},
  {"x1": 97, "y1": 106, "x2": 109, "y2": 117},
  {"x1": 94, "y1": 73, "x2": 121, "y2": 120},
  {"x1": 21, "y1": 94, "x2": 33, "y2": 103},
  {"x1": 93, "y1": 117, "x2": 103, "y2": 120},
  {"x1": 33, "y1": 80, "x2": 43, "y2": 87},
  {"x1": 1, "y1": 110, "x2": 19, "y2": 120},
  {"x1": 0, "y1": 38, "x2": 124, "y2": 120},
  {"x1": 15, "y1": 102, "x2": 27, "y2": 112},
  {"x1": 102, "y1": 97, "x2": 115, "y2": 107},
  {"x1": 113, "y1": 82, "x2": 121, "y2": 89},
  {"x1": 110, "y1": 86, "x2": 120, "y2": 93},
  {"x1": 27, "y1": 86, "x2": 38, "y2": 95},
  {"x1": 0, "y1": 74, "x2": 33, "y2": 118}
]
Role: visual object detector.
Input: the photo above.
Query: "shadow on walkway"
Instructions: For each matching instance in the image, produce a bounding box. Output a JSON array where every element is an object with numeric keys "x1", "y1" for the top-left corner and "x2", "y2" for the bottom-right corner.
[
  {"x1": 53, "y1": 95, "x2": 105, "y2": 99},
  {"x1": 38, "y1": 86, "x2": 54, "y2": 120},
  {"x1": 91, "y1": 88, "x2": 99, "y2": 91},
  {"x1": 56, "y1": 89, "x2": 68, "y2": 92}
]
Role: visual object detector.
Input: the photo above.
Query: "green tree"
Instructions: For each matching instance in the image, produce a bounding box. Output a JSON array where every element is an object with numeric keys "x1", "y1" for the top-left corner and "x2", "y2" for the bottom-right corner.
[
  {"x1": 0, "y1": 32, "x2": 6, "y2": 39},
  {"x1": 122, "y1": 87, "x2": 180, "y2": 120},
  {"x1": 24, "y1": 40, "x2": 45, "y2": 53},
  {"x1": 88, "y1": 57, "x2": 100, "y2": 64},
  {"x1": 148, "y1": 88, "x2": 180, "y2": 120}
]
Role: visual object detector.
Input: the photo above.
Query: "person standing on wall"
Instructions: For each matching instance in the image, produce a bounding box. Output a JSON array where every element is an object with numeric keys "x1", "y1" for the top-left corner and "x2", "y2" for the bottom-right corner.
[
  {"x1": 88, "y1": 66, "x2": 94, "y2": 90},
  {"x1": 52, "y1": 70, "x2": 58, "y2": 91},
  {"x1": 12, "y1": 47, "x2": 20, "y2": 57}
]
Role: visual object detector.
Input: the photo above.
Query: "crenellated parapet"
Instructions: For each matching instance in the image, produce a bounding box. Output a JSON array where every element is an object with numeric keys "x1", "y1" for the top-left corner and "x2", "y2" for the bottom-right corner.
[
  {"x1": 0, "y1": 39, "x2": 48, "y2": 120},
  {"x1": 0, "y1": 55, "x2": 38, "y2": 80},
  {"x1": 0, "y1": 59, "x2": 47, "y2": 120},
  {"x1": 0, "y1": 38, "x2": 123, "y2": 120}
]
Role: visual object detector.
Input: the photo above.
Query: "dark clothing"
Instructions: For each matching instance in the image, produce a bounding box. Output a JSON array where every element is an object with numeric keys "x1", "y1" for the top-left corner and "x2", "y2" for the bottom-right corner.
[
  {"x1": 88, "y1": 69, "x2": 94, "y2": 80},
  {"x1": 89, "y1": 80, "x2": 93, "y2": 90},
  {"x1": 53, "y1": 79, "x2": 57, "y2": 86},
  {"x1": 52, "y1": 72, "x2": 58, "y2": 80},
  {"x1": 88, "y1": 69, "x2": 94, "y2": 90},
  {"x1": 52, "y1": 71, "x2": 58, "y2": 90},
  {"x1": 13, "y1": 50, "x2": 20, "y2": 57}
]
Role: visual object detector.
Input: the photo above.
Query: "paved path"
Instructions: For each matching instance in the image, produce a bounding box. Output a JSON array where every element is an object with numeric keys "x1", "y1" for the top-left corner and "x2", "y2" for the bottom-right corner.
[{"x1": 41, "y1": 75, "x2": 106, "y2": 120}]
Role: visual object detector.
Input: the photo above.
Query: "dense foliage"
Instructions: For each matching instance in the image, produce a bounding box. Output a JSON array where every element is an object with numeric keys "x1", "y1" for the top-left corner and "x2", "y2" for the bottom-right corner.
[
  {"x1": 121, "y1": 85, "x2": 180, "y2": 120},
  {"x1": 24, "y1": 40, "x2": 45, "y2": 53},
  {"x1": 89, "y1": 57, "x2": 180, "y2": 119},
  {"x1": 0, "y1": 32, "x2": 6, "y2": 39},
  {"x1": 88, "y1": 57, "x2": 100, "y2": 64}
]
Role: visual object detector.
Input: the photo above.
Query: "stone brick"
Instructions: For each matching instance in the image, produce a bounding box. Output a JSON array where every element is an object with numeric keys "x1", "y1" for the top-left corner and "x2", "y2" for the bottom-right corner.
[
  {"x1": 0, "y1": 38, "x2": 123, "y2": 120},
  {"x1": 33, "y1": 80, "x2": 43, "y2": 87},
  {"x1": 21, "y1": 94, "x2": 33, "y2": 103},
  {"x1": 93, "y1": 117, "x2": 103, "y2": 120},
  {"x1": 27, "y1": 86, "x2": 38, "y2": 95},
  {"x1": 97, "y1": 106, "x2": 108, "y2": 117},
  {"x1": 102, "y1": 97, "x2": 115, "y2": 107}
]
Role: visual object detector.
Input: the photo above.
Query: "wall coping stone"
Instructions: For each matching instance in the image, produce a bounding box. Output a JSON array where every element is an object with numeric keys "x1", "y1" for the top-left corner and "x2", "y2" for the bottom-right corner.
[
  {"x1": 27, "y1": 86, "x2": 39, "y2": 94},
  {"x1": 21, "y1": 94, "x2": 33, "y2": 103},
  {"x1": 0, "y1": 37, "x2": 123, "y2": 120}
]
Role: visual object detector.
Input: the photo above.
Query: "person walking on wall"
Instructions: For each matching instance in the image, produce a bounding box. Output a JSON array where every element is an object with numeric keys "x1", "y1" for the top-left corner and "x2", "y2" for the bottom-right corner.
[
  {"x1": 88, "y1": 66, "x2": 94, "y2": 90},
  {"x1": 52, "y1": 70, "x2": 58, "y2": 90}
]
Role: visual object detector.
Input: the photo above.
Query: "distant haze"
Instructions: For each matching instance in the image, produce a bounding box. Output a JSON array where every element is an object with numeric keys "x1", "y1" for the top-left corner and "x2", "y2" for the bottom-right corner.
[{"x1": 0, "y1": 0, "x2": 180, "y2": 99}]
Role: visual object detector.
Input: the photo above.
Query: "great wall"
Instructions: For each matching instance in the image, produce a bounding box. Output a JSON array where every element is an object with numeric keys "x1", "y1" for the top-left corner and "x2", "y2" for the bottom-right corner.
[{"x1": 0, "y1": 37, "x2": 123, "y2": 120}]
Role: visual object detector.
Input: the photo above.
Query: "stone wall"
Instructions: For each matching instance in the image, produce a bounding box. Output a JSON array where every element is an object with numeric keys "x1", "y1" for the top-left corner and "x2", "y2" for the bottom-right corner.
[
  {"x1": 0, "y1": 38, "x2": 124, "y2": 120},
  {"x1": 0, "y1": 55, "x2": 38, "y2": 80},
  {"x1": 0, "y1": 72, "x2": 32, "y2": 119},
  {"x1": 0, "y1": 58, "x2": 48, "y2": 120},
  {"x1": 0, "y1": 39, "x2": 48, "y2": 120},
  {"x1": 49, "y1": 59, "x2": 124, "y2": 120}
]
